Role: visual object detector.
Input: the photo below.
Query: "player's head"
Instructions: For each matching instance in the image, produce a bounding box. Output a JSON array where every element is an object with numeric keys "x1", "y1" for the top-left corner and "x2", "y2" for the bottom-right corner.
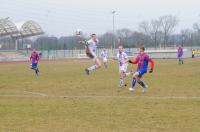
[
  {"x1": 118, "y1": 45, "x2": 124, "y2": 53},
  {"x1": 91, "y1": 34, "x2": 97, "y2": 40},
  {"x1": 32, "y1": 48, "x2": 36, "y2": 52},
  {"x1": 103, "y1": 48, "x2": 106, "y2": 51},
  {"x1": 139, "y1": 47, "x2": 145, "y2": 53}
]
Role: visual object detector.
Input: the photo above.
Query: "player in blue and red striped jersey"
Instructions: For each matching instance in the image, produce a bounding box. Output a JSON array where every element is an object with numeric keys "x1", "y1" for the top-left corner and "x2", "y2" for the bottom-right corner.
[
  {"x1": 177, "y1": 45, "x2": 183, "y2": 65},
  {"x1": 128, "y1": 47, "x2": 154, "y2": 93},
  {"x1": 30, "y1": 48, "x2": 40, "y2": 76}
]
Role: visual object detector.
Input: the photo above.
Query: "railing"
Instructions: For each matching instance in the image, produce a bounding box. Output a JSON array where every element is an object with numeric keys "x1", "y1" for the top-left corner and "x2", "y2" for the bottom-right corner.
[{"x1": 0, "y1": 47, "x2": 199, "y2": 62}]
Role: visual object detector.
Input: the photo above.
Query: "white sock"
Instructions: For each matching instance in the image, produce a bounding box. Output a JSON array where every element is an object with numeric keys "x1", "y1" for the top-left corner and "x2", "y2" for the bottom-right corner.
[
  {"x1": 125, "y1": 72, "x2": 131, "y2": 77},
  {"x1": 88, "y1": 65, "x2": 96, "y2": 71},
  {"x1": 120, "y1": 78, "x2": 124, "y2": 86}
]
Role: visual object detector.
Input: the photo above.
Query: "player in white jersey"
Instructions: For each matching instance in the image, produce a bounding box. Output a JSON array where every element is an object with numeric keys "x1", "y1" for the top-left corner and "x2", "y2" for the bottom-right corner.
[
  {"x1": 114, "y1": 46, "x2": 131, "y2": 87},
  {"x1": 80, "y1": 34, "x2": 101, "y2": 75},
  {"x1": 101, "y1": 48, "x2": 109, "y2": 69}
]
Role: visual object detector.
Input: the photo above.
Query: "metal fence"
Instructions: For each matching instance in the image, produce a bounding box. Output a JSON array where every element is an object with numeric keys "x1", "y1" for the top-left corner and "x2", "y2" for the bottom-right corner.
[
  {"x1": 23, "y1": 47, "x2": 196, "y2": 59},
  {"x1": 0, "y1": 47, "x2": 199, "y2": 62}
]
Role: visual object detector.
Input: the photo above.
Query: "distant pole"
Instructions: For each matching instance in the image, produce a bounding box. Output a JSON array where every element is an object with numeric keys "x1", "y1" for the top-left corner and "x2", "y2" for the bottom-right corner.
[
  {"x1": 64, "y1": 39, "x2": 66, "y2": 57},
  {"x1": 15, "y1": 39, "x2": 18, "y2": 51},
  {"x1": 112, "y1": 11, "x2": 116, "y2": 50}
]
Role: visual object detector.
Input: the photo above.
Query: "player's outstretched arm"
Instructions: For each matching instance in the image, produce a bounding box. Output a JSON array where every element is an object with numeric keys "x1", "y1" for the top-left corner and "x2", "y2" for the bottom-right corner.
[
  {"x1": 36, "y1": 54, "x2": 40, "y2": 62},
  {"x1": 149, "y1": 58, "x2": 154, "y2": 73},
  {"x1": 80, "y1": 40, "x2": 90, "y2": 46},
  {"x1": 79, "y1": 40, "x2": 86, "y2": 45},
  {"x1": 128, "y1": 57, "x2": 139, "y2": 64}
]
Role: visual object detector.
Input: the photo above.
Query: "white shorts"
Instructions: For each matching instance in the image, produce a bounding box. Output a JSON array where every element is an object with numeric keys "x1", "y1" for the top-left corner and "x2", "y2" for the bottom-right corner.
[
  {"x1": 103, "y1": 58, "x2": 108, "y2": 63},
  {"x1": 119, "y1": 63, "x2": 128, "y2": 73}
]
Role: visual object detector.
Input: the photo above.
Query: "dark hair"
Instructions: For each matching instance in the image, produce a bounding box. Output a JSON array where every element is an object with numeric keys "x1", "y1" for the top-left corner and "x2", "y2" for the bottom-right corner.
[
  {"x1": 140, "y1": 47, "x2": 145, "y2": 51},
  {"x1": 91, "y1": 34, "x2": 96, "y2": 36}
]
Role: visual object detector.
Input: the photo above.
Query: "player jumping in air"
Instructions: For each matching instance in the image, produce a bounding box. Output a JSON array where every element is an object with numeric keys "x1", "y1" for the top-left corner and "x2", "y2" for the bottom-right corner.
[
  {"x1": 101, "y1": 48, "x2": 109, "y2": 69},
  {"x1": 177, "y1": 45, "x2": 183, "y2": 65},
  {"x1": 128, "y1": 47, "x2": 154, "y2": 93},
  {"x1": 114, "y1": 46, "x2": 132, "y2": 88},
  {"x1": 30, "y1": 48, "x2": 40, "y2": 76},
  {"x1": 80, "y1": 34, "x2": 101, "y2": 75}
]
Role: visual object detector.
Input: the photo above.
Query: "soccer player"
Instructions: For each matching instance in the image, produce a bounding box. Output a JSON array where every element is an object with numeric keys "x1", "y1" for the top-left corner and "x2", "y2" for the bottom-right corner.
[
  {"x1": 30, "y1": 48, "x2": 40, "y2": 76},
  {"x1": 128, "y1": 47, "x2": 154, "y2": 93},
  {"x1": 114, "y1": 46, "x2": 131, "y2": 87},
  {"x1": 177, "y1": 45, "x2": 183, "y2": 65},
  {"x1": 101, "y1": 48, "x2": 109, "y2": 69},
  {"x1": 79, "y1": 34, "x2": 101, "y2": 75}
]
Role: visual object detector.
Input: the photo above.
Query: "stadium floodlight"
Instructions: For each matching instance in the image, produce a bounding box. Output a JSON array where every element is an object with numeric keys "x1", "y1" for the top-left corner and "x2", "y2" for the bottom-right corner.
[{"x1": 112, "y1": 11, "x2": 116, "y2": 50}]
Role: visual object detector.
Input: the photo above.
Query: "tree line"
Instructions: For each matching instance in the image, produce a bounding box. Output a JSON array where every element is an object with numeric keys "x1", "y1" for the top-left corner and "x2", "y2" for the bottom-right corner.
[{"x1": 0, "y1": 15, "x2": 200, "y2": 50}]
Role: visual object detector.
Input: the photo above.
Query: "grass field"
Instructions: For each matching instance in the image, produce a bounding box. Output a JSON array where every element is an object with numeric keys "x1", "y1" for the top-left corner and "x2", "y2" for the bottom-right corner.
[{"x1": 0, "y1": 59, "x2": 200, "y2": 132}]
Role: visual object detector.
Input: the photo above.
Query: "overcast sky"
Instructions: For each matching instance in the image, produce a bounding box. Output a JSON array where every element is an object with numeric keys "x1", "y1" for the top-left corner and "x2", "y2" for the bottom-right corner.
[{"x1": 0, "y1": 0, "x2": 200, "y2": 37}]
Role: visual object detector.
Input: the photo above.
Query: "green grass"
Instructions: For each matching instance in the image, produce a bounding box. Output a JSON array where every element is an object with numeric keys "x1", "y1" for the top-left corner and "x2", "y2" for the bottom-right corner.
[{"x1": 0, "y1": 59, "x2": 200, "y2": 132}]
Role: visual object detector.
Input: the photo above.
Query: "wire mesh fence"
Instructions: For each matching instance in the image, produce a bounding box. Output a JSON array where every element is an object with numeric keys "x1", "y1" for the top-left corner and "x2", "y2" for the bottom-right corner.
[{"x1": 0, "y1": 46, "x2": 199, "y2": 62}]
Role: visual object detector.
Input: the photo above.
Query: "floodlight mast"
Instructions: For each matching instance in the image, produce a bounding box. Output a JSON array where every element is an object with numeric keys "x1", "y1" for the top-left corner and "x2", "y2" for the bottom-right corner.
[{"x1": 112, "y1": 11, "x2": 116, "y2": 50}]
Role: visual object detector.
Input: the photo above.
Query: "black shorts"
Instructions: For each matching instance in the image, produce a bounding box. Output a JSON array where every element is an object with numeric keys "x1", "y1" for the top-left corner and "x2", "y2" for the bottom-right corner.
[{"x1": 86, "y1": 47, "x2": 96, "y2": 59}]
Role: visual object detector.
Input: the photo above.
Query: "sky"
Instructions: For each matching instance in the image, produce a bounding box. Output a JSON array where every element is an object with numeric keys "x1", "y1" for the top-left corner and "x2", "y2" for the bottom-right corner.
[{"x1": 0, "y1": 0, "x2": 200, "y2": 37}]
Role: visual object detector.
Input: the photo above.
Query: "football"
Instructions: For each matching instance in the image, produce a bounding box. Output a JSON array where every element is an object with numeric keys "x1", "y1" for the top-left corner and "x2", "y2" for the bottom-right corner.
[{"x1": 75, "y1": 29, "x2": 83, "y2": 36}]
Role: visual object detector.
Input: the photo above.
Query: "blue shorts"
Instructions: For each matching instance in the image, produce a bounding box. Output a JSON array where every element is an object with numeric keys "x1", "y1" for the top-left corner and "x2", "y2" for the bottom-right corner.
[
  {"x1": 32, "y1": 62, "x2": 38, "y2": 69},
  {"x1": 137, "y1": 69, "x2": 147, "y2": 77}
]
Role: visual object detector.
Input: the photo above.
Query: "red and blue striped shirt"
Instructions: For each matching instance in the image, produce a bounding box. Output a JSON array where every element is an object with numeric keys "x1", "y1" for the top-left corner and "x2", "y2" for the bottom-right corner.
[{"x1": 130, "y1": 52, "x2": 154, "y2": 72}]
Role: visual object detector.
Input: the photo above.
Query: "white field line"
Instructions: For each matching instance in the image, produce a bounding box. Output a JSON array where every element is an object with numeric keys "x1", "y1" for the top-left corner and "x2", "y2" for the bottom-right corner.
[
  {"x1": 0, "y1": 94, "x2": 40, "y2": 97},
  {"x1": 0, "y1": 92, "x2": 200, "y2": 100},
  {"x1": 22, "y1": 91, "x2": 48, "y2": 97},
  {"x1": 0, "y1": 91, "x2": 47, "y2": 97},
  {"x1": 59, "y1": 95, "x2": 200, "y2": 100}
]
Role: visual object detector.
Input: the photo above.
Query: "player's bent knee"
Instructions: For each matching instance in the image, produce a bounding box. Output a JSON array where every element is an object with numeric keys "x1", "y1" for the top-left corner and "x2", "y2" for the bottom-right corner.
[
  {"x1": 133, "y1": 72, "x2": 139, "y2": 77},
  {"x1": 97, "y1": 65, "x2": 101, "y2": 68},
  {"x1": 137, "y1": 79, "x2": 141, "y2": 83},
  {"x1": 96, "y1": 63, "x2": 101, "y2": 69},
  {"x1": 96, "y1": 61, "x2": 101, "y2": 68}
]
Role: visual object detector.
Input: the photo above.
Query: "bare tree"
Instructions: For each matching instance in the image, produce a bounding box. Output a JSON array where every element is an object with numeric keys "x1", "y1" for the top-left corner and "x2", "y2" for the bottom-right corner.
[
  {"x1": 116, "y1": 28, "x2": 132, "y2": 38},
  {"x1": 139, "y1": 20, "x2": 161, "y2": 48},
  {"x1": 192, "y1": 23, "x2": 200, "y2": 46},
  {"x1": 180, "y1": 29, "x2": 193, "y2": 46},
  {"x1": 151, "y1": 20, "x2": 162, "y2": 48},
  {"x1": 159, "y1": 15, "x2": 179, "y2": 48},
  {"x1": 139, "y1": 21, "x2": 150, "y2": 34},
  {"x1": 193, "y1": 23, "x2": 200, "y2": 33},
  {"x1": 116, "y1": 28, "x2": 132, "y2": 47}
]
